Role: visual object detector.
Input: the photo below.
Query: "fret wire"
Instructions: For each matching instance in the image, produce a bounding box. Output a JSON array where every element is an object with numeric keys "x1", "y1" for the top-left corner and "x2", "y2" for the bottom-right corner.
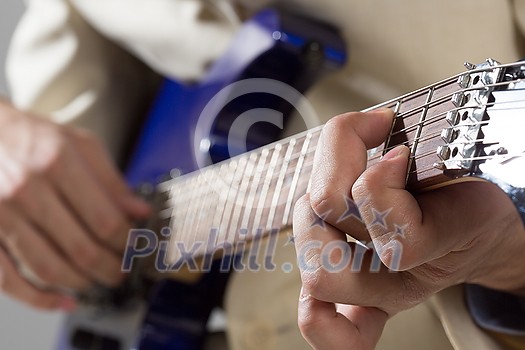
[
  {"x1": 162, "y1": 77, "x2": 525, "y2": 229},
  {"x1": 240, "y1": 148, "x2": 271, "y2": 231},
  {"x1": 301, "y1": 131, "x2": 321, "y2": 197},
  {"x1": 221, "y1": 156, "x2": 249, "y2": 247},
  {"x1": 159, "y1": 70, "x2": 525, "y2": 198},
  {"x1": 213, "y1": 162, "x2": 239, "y2": 242},
  {"x1": 363, "y1": 77, "x2": 457, "y2": 114},
  {"x1": 193, "y1": 170, "x2": 216, "y2": 245},
  {"x1": 387, "y1": 94, "x2": 523, "y2": 142},
  {"x1": 382, "y1": 100, "x2": 402, "y2": 157},
  {"x1": 188, "y1": 171, "x2": 212, "y2": 244},
  {"x1": 391, "y1": 105, "x2": 454, "y2": 139},
  {"x1": 405, "y1": 87, "x2": 434, "y2": 184},
  {"x1": 370, "y1": 131, "x2": 443, "y2": 162},
  {"x1": 411, "y1": 88, "x2": 434, "y2": 155},
  {"x1": 394, "y1": 85, "x2": 454, "y2": 122},
  {"x1": 226, "y1": 155, "x2": 257, "y2": 248},
  {"x1": 253, "y1": 144, "x2": 282, "y2": 229},
  {"x1": 170, "y1": 174, "x2": 193, "y2": 239},
  {"x1": 392, "y1": 77, "x2": 525, "y2": 125},
  {"x1": 266, "y1": 138, "x2": 297, "y2": 231},
  {"x1": 377, "y1": 94, "x2": 525, "y2": 157},
  {"x1": 362, "y1": 60, "x2": 525, "y2": 116},
  {"x1": 373, "y1": 90, "x2": 525, "y2": 161},
  {"x1": 189, "y1": 171, "x2": 215, "y2": 245},
  {"x1": 215, "y1": 159, "x2": 241, "y2": 246},
  {"x1": 167, "y1": 177, "x2": 185, "y2": 242},
  {"x1": 282, "y1": 132, "x2": 313, "y2": 227},
  {"x1": 209, "y1": 163, "x2": 236, "y2": 244},
  {"x1": 177, "y1": 175, "x2": 201, "y2": 244},
  {"x1": 252, "y1": 144, "x2": 282, "y2": 232}
]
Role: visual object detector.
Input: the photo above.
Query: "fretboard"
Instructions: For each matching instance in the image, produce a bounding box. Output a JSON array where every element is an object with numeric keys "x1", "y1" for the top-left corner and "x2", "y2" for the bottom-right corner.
[{"x1": 159, "y1": 61, "x2": 508, "y2": 260}]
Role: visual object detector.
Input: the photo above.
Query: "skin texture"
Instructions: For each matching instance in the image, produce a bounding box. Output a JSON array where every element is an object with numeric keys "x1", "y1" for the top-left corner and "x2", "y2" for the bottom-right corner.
[
  {"x1": 0, "y1": 101, "x2": 150, "y2": 310},
  {"x1": 293, "y1": 109, "x2": 525, "y2": 350}
]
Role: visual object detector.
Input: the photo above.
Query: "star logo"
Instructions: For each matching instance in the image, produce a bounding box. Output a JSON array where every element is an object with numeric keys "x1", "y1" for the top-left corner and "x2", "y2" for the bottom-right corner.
[
  {"x1": 337, "y1": 195, "x2": 364, "y2": 223},
  {"x1": 310, "y1": 209, "x2": 332, "y2": 230},
  {"x1": 370, "y1": 208, "x2": 392, "y2": 230},
  {"x1": 393, "y1": 224, "x2": 408, "y2": 239},
  {"x1": 285, "y1": 233, "x2": 296, "y2": 246}
]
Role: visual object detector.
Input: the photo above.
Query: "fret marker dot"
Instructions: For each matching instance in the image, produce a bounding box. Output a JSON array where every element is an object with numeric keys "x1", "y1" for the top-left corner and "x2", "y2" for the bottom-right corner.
[{"x1": 282, "y1": 262, "x2": 294, "y2": 273}]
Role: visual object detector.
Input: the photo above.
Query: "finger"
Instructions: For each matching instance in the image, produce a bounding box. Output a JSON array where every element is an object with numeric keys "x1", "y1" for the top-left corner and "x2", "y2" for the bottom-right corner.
[
  {"x1": 69, "y1": 129, "x2": 151, "y2": 218},
  {"x1": 293, "y1": 195, "x2": 415, "y2": 311},
  {"x1": 0, "y1": 244, "x2": 75, "y2": 311},
  {"x1": 309, "y1": 109, "x2": 394, "y2": 242},
  {"x1": 11, "y1": 178, "x2": 124, "y2": 287},
  {"x1": 298, "y1": 292, "x2": 387, "y2": 350},
  {"x1": 46, "y1": 147, "x2": 133, "y2": 253},
  {"x1": 0, "y1": 206, "x2": 91, "y2": 291},
  {"x1": 352, "y1": 145, "x2": 481, "y2": 271}
]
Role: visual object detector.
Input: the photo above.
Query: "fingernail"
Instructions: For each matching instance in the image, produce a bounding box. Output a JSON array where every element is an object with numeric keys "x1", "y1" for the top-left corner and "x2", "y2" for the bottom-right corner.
[
  {"x1": 58, "y1": 296, "x2": 77, "y2": 312},
  {"x1": 382, "y1": 145, "x2": 410, "y2": 162}
]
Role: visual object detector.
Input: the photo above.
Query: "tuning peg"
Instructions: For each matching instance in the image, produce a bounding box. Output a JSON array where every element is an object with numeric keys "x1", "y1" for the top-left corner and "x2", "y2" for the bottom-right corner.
[{"x1": 464, "y1": 62, "x2": 477, "y2": 70}]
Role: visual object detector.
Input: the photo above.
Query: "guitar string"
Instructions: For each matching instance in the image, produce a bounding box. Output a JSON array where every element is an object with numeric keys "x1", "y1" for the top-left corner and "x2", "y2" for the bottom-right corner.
[
  {"x1": 158, "y1": 70, "x2": 525, "y2": 193},
  {"x1": 162, "y1": 74, "x2": 525, "y2": 222},
  {"x1": 390, "y1": 78, "x2": 525, "y2": 128},
  {"x1": 169, "y1": 135, "x2": 525, "y2": 239},
  {"x1": 163, "y1": 97, "x2": 525, "y2": 201},
  {"x1": 170, "y1": 145, "x2": 525, "y2": 241},
  {"x1": 165, "y1": 67, "x2": 525, "y2": 243},
  {"x1": 363, "y1": 61, "x2": 525, "y2": 115},
  {"x1": 165, "y1": 103, "x2": 525, "y2": 225},
  {"x1": 161, "y1": 74, "x2": 525, "y2": 201}
]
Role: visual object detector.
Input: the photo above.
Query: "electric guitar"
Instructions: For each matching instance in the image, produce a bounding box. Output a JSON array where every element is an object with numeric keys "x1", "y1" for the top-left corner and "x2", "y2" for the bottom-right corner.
[
  {"x1": 58, "y1": 8, "x2": 347, "y2": 350},
  {"x1": 57, "y1": 11, "x2": 525, "y2": 350},
  {"x1": 61, "y1": 57, "x2": 525, "y2": 348}
]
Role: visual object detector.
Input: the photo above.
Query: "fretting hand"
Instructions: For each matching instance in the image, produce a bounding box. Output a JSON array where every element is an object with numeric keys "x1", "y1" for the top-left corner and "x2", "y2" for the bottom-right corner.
[
  {"x1": 0, "y1": 101, "x2": 150, "y2": 310},
  {"x1": 293, "y1": 109, "x2": 525, "y2": 350}
]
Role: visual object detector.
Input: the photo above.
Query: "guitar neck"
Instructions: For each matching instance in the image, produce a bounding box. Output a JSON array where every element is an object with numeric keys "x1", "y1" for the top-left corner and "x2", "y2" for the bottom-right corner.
[{"x1": 160, "y1": 59, "x2": 510, "y2": 258}]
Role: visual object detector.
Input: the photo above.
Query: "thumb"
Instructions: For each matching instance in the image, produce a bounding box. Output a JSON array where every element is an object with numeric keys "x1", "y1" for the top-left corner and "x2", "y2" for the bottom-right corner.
[{"x1": 298, "y1": 289, "x2": 388, "y2": 350}]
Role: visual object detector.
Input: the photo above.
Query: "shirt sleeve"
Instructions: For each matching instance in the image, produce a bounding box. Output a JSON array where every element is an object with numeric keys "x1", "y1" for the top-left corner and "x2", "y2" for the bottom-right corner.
[
  {"x1": 5, "y1": 0, "x2": 161, "y2": 163},
  {"x1": 466, "y1": 284, "x2": 525, "y2": 336}
]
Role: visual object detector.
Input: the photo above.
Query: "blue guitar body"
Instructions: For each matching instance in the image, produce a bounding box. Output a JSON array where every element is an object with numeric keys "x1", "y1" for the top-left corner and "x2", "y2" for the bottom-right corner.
[{"x1": 58, "y1": 8, "x2": 346, "y2": 350}]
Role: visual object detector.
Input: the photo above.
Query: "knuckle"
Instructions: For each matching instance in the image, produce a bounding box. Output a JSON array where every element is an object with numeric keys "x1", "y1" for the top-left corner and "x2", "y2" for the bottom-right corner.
[
  {"x1": 72, "y1": 243, "x2": 101, "y2": 270},
  {"x1": 309, "y1": 185, "x2": 338, "y2": 217},
  {"x1": 301, "y1": 270, "x2": 329, "y2": 301},
  {"x1": 324, "y1": 114, "x2": 349, "y2": 133},
  {"x1": 375, "y1": 240, "x2": 408, "y2": 271},
  {"x1": 2, "y1": 175, "x2": 33, "y2": 205},
  {"x1": 297, "y1": 312, "x2": 317, "y2": 336},
  {"x1": 293, "y1": 195, "x2": 311, "y2": 222},
  {"x1": 32, "y1": 263, "x2": 59, "y2": 286},
  {"x1": 351, "y1": 174, "x2": 374, "y2": 200},
  {"x1": 37, "y1": 134, "x2": 70, "y2": 177},
  {"x1": 97, "y1": 215, "x2": 123, "y2": 241}
]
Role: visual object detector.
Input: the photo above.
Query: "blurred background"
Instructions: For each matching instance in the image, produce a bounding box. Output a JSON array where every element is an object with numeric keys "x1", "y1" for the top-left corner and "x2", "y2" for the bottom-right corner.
[{"x1": 0, "y1": 2, "x2": 63, "y2": 349}]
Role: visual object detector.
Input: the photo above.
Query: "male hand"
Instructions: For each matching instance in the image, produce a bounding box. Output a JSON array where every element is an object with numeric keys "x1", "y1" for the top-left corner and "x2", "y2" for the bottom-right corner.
[
  {"x1": 293, "y1": 109, "x2": 525, "y2": 349},
  {"x1": 0, "y1": 101, "x2": 150, "y2": 310}
]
